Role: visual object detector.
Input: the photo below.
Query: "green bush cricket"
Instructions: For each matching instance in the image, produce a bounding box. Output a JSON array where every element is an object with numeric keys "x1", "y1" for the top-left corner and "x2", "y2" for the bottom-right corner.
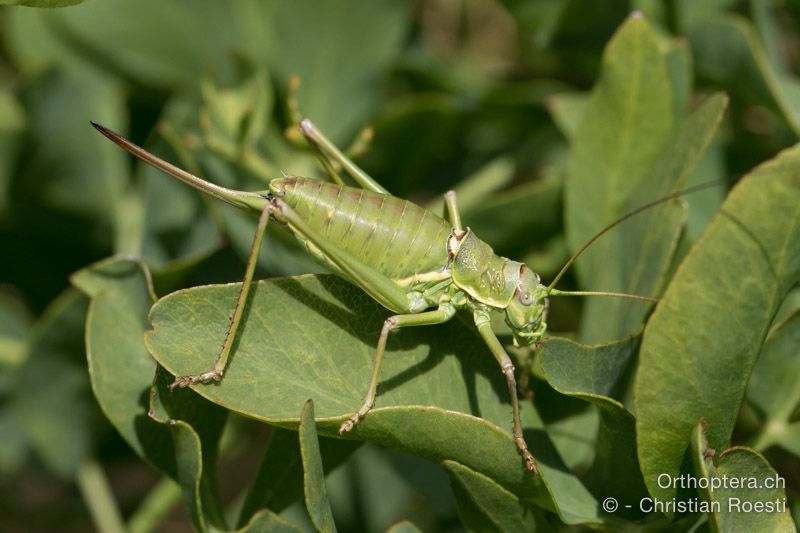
[{"x1": 91, "y1": 119, "x2": 713, "y2": 474}]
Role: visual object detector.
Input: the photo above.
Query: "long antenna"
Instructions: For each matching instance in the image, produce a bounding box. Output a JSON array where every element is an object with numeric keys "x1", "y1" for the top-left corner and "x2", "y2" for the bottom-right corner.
[
  {"x1": 547, "y1": 180, "x2": 723, "y2": 291},
  {"x1": 548, "y1": 288, "x2": 658, "y2": 303}
]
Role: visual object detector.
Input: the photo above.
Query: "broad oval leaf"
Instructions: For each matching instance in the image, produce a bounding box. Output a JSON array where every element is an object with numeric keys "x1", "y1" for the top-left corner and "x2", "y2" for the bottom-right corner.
[
  {"x1": 73, "y1": 257, "x2": 229, "y2": 531},
  {"x1": 635, "y1": 144, "x2": 800, "y2": 503},
  {"x1": 145, "y1": 274, "x2": 602, "y2": 525},
  {"x1": 566, "y1": 15, "x2": 673, "y2": 269},
  {"x1": 72, "y1": 257, "x2": 174, "y2": 475}
]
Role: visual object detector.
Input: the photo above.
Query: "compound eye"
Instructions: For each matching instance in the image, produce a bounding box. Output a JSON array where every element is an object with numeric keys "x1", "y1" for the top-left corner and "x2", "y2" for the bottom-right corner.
[{"x1": 519, "y1": 291, "x2": 533, "y2": 305}]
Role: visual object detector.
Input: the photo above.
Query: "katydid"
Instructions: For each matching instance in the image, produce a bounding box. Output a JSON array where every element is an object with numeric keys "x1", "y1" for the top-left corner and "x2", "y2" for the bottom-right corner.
[{"x1": 91, "y1": 119, "x2": 710, "y2": 474}]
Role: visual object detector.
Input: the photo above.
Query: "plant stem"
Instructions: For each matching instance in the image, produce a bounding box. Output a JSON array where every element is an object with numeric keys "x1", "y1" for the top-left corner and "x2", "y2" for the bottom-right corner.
[
  {"x1": 749, "y1": 420, "x2": 782, "y2": 452},
  {"x1": 76, "y1": 459, "x2": 125, "y2": 533},
  {"x1": 127, "y1": 477, "x2": 184, "y2": 533}
]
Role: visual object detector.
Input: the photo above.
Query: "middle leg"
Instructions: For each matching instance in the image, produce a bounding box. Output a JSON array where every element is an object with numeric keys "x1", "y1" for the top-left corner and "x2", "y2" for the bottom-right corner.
[{"x1": 339, "y1": 304, "x2": 457, "y2": 433}]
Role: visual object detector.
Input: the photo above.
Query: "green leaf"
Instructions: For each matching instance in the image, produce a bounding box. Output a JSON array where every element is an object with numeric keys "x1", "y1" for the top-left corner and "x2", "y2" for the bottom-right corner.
[
  {"x1": 6, "y1": 1, "x2": 236, "y2": 88},
  {"x1": 356, "y1": 93, "x2": 463, "y2": 196},
  {"x1": 543, "y1": 408, "x2": 598, "y2": 472},
  {"x1": 254, "y1": 0, "x2": 409, "y2": 142},
  {"x1": 149, "y1": 368, "x2": 228, "y2": 532},
  {"x1": 74, "y1": 257, "x2": 229, "y2": 529},
  {"x1": 71, "y1": 258, "x2": 178, "y2": 475},
  {"x1": 334, "y1": 446, "x2": 447, "y2": 531},
  {"x1": 565, "y1": 14, "x2": 723, "y2": 343},
  {"x1": 0, "y1": 291, "x2": 32, "y2": 474},
  {"x1": 572, "y1": 84, "x2": 727, "y2": 343},
  {"x1": 750, "y1": 0, "x2": 785, "y2": 73},
  {"x1": 635, "y1": 145, "x2": 800, "y2": 503},
  {"x1": 747, "y1": 308, "x2": 800, "y2": 455},
  {"x1": 198, "y1": 62, "x2": 276, "y2": 181},
  {"x1": 32, "y1": 73, "x2": 127, "y2": 226},
  {"x1": 14, "y1": 288, "x2": 96, "y2": 478},
  {"x1": 684, "y1": 138, "x2": 727, "y2": 241},
  {"x1": 135, "y1": 123, "x2": 225, "y2": 272},
  {"x1": 692, "y1": 421, "x2": 796, "y2": 532},
  {"x1": 145, "y1": 275, "x2": 602, "y2": 524},
  {"x1": 463, "y1": 177, "x2": 562, "y2": 259},
  {"x1": 299, "y1": 400, "x2": 337, "y2": 533},
  {"x1": 540, "y1": 335, "x2": 648, "y2": 517},
  {"x1": 689, "y1": 14, "x2": 800, "y2": 136},
  {"x1": 546, "y1": 92, "x2": 588, "y2": 143},
  {"x1": 153, "y1": 87, "x2": 326, "y2": 279},
  {"x1": 566, "y1": 13, "x2": 674, "y2": 264},
  {"x1": 665, "y1": 39, "x2": 693, "y2": 120},
  {"x1": 673, "y1": 0, "x2": 738, "y2": 31},
  {"x1": 426, "y1": 156, "x2": 516, "y2": 218},
  {"x1": 445, "y1": 460, "x2": 551, "y2": 532},
  {"x1": 0, "y1": 407, "x2": 28, "y2": 474}
]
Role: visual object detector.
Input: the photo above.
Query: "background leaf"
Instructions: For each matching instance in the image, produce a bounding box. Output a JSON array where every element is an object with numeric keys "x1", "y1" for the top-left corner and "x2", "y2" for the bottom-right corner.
[
  {"x1": 14, "y1": 288, "x2": 96, "y2": 477},
  {"x1": 689, "y1": 14, "x2": 800, "y2": 137},
  {"x1": 565, "y1": 17, "x2": 728, "y2": 343},
  {"x1": 73, "y1": 258, "x2": 231, "y2": 529},
  {"x1": 255, "y1": 0, "x2": 410, "y2": 143},
  {"x1": 635, "y1": 145, "x2": 800, "y2": 503},
  {"x1": 747, "y1": 308, "x2": 800, "y2": 456}
]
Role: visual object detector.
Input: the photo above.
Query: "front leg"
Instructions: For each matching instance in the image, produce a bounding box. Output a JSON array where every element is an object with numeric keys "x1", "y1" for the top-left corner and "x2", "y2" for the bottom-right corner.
[
  {"x1": 340, "y1": 304, "x2": 457, "y2": 434},
  {"x1": 473, "y1": 309, "x2": 539, "y2": 474}
]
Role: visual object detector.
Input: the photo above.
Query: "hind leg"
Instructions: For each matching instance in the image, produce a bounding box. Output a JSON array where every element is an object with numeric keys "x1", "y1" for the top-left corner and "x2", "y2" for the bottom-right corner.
[
  {"x1": 170, "y1": 203, "x2": 273, "y2": 389},
  {"x1": 298, "y1": 119, "x2": 390, "y2": 195}
]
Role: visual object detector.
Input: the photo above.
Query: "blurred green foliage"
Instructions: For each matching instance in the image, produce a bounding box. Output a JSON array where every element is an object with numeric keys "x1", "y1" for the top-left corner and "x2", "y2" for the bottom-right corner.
[{"x1": 1, "y1": 1, "x2": 799, "y2": 531}]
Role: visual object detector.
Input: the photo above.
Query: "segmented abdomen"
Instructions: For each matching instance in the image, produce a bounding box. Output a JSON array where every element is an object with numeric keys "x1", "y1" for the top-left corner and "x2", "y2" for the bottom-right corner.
[{"x1": 270, "y1": 177, "x2": 451, "y2": 280}]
